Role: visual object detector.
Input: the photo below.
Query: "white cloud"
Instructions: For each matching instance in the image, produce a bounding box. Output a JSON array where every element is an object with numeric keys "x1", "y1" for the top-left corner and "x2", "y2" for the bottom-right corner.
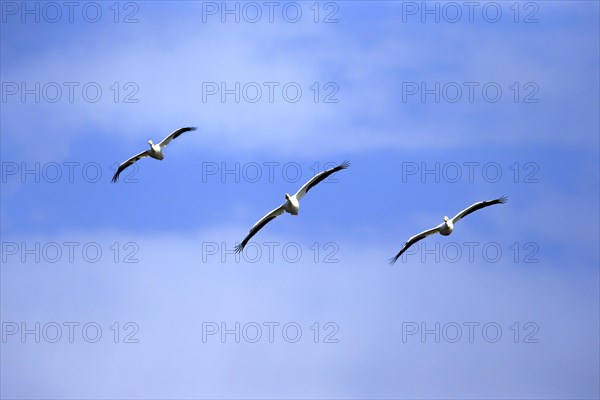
[
  {"x1": 3, "y1": 3, "x2": 598, "y2": 162},
  {"x1": 1, "y1": 225, "x2": 598, "y2": 398}
]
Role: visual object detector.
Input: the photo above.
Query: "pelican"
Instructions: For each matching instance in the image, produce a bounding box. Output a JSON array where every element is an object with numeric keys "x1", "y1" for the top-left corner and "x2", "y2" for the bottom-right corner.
[
  {"x1": 235, "y1": 161, "x2": 350, "y2": 253},
  {"x1": 389, "y1": 196, "x2": 508, "y2": 264},
  {"x1": 111, "y1": 127, "x2": 197, "y2": 182}
]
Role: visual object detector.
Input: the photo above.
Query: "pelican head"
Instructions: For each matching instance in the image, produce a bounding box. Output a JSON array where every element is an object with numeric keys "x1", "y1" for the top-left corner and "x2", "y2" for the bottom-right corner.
[
  {"x1": 148, "y1": 139, "x2": 154, "y2": 146},
  {"x1": 443, "y1": 216, "x2": 449, "y2": 222},
  {"x1": 285, "y1": 193, "x2": 291, "y2": 200}
]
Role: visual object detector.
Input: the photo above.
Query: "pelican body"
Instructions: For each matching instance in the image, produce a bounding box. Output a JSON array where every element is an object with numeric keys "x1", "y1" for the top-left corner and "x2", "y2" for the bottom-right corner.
[
  {"x1": 439, "y1": 216, "x2": 454, "y2": 236},
  {"x1": 283, "y1": 193, "x2": 300, "y2": 215},
  {"x1": 147, "y1": 140, "x2": 165, "y2": 160}
]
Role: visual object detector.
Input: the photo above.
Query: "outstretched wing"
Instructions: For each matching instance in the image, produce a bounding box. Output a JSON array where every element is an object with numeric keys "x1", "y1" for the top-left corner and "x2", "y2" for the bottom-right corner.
[
  {"x1": 111, "y1": 151, "x2": 149, "y2": 183},
  {"x1": 294, "y1": 161, "x2": 350, "y2": 201},
  {"x1": 451, "y1": 196, "x2": 508, "y2": 224},
  {"x1": 235, "y1": 205, "x2": 285, "y2": 253},
  {"x1": 388, "y1": 226, "x2": 440, "y2": 265},
  {"x1": 158, "y1": 127, "x2": 197, "y2": 148}
]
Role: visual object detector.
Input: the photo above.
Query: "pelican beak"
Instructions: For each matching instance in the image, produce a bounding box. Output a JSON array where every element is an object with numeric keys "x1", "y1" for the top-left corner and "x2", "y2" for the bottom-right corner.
[
  {"x1": 285, "y1": 193, "x2": 290, "y2": 200},
  {"x1": 148, "y1": 140, "x2": 153, "y2": 146},
  {"x1": 444, "y1": 216, "x2": 449, "y2": 222}
]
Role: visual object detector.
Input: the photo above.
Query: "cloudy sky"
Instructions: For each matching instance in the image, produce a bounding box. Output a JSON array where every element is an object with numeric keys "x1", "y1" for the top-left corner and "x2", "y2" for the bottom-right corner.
[{"x1": 1, "y1": 1, "x2": 599, "y2": 399}]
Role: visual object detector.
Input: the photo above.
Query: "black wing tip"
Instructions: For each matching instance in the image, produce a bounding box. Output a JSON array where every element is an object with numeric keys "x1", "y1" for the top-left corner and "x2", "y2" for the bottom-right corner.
[
  {"x1": 171, "y1": 127, "x2": 197, "y2": 140},
  {"x1": 340, "y1": 160, "x2": 350, "y2": 169},
  {"x1": 497, "y1": 195, "x2": 509, "y2": 204},
  {"x1": 389, "y1": 243, "x2": 409, "y2": 265},
  {"x1": 234, "y1": 243, "x2": 244, "y2": 254},
  {"x1": 111, "y1": 170, "x2": 121, "y2": 183}
]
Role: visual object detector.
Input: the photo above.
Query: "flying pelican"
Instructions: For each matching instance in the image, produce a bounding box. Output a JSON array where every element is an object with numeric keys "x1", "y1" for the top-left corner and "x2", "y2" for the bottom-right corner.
[
  {"x1": 111, "y1": 127, "x2": 197, "y2": 182},
  {"x1": 235, "y1": 161, "x2": 350, "y2": 253},
  {"x1": 389, "y1": 196, "x2": 508, "y2": 264}
]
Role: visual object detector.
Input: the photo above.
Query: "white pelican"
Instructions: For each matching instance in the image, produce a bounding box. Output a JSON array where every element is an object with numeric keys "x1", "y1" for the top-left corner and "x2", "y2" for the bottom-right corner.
[
  {"x1": 235, "y1": 161, "x2": 350, "y2": 253},
  {"x1": 389, "y1": 196, "x2": 508, "y2": 264},
  {"x1": 111, "y1": 127, "x2": 197, "y2": 182}
]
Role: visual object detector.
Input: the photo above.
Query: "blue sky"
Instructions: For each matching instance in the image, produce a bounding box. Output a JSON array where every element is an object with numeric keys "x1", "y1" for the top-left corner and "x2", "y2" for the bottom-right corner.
[{"x1": 1, "y1": 1, "x2": 599, "y2": 399}]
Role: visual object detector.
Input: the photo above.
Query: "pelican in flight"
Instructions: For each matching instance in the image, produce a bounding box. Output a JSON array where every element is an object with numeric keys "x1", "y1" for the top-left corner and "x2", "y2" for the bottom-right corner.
[
  {"x1": 389, "y1": 196, "x2": 508, "y2": 264},
  {"x1": 111, "y1": 127, "x2": 197, "y2": 182},
  {"x1": 235, "y1": 161, "x2": 350, "y2": 253}
]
